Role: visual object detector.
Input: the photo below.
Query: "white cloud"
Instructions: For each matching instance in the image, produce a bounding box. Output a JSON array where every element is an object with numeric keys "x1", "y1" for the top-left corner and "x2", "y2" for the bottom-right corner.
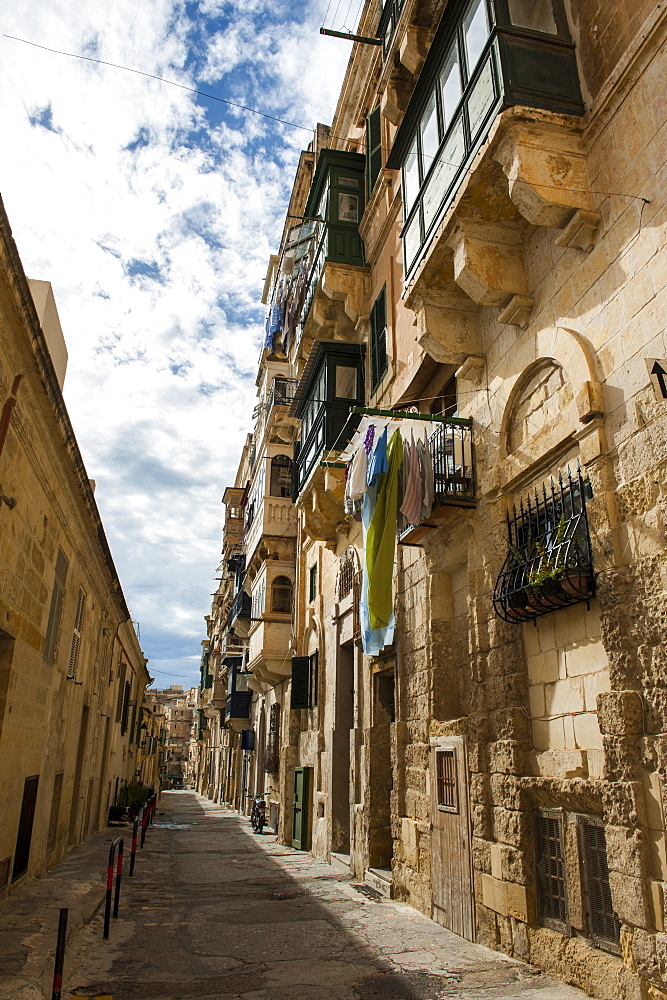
[{"x1": 0, "y1": 0, "x2": 350, "y2": 686}]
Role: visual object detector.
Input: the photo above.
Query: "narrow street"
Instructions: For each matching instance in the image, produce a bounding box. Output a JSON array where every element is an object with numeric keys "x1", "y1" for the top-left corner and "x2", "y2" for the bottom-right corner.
[{"x1": 63, "y1": 792, "x2": 589, "y2": 1000}]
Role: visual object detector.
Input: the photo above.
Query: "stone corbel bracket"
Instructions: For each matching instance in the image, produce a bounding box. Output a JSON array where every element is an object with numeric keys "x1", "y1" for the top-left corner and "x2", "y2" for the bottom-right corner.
[
  {"x1": 398, "y1": 24, "x2": 430, "y2": 75},
  {"x1": 455, "y1": 355, "x2": 486, "y2": 385},
  {"x1": 494, "y1": 122, "x2": 595, "y2": 230},
  {"x1": 412, "y1": 285, "x2": 481, "y2": 366},
  {"x1": 498, "y1": 294, "x2": 534, "y2": 329},
  {"x1": 446, "y1": 222, "x2": 529, "y2": 307},
  {"x1": 555, "y1": 209, "x2": 601, "y2": 252}
]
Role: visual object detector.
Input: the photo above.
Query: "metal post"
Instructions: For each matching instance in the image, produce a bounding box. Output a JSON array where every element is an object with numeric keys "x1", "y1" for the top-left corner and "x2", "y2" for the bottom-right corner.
[
  {"x1": 112, "y1": 837, "x2": 124, "y2": 919},
  {"x1": 140, "y1": 805, "x2": 148, "y2": 848},
  {"x1": 103, "y1": 837, "x2": 121, "y2": 938},
  {"x1": 129, "y1": 817, "x2": 139, "y2": 876},
  {"x1": 51, "y1": 907, "x2": 68, "y2": 1000}
]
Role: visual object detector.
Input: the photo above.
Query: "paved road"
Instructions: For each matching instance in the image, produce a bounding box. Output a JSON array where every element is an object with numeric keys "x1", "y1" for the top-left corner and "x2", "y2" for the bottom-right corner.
[{"x1": 65, "y1": 791, "x2": 590, "y2": 1000}]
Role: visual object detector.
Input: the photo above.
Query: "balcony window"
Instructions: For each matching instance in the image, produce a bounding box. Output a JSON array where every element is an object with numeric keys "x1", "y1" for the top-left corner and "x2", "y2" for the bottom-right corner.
[
  {"x1": 293, "y1": 342, "x2": 365, "y2": 497},
  {"x1": 493, "y1": 467, "x2": 595, "y2": 623},
  {"x1": 386, "y1": 0, "x2": 584, "y2": 277},
  {"x1": 270, "y1": 455, "x2": 292, "y2": 497},
  {"x1": 271, "y1": 576, "x2": 292, "y2": 614}
]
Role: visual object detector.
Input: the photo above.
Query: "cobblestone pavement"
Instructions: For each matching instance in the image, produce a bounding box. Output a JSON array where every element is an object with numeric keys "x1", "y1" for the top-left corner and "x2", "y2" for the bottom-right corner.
[{"x1": 53, "y1": 791, "x2": 591, "y2": 1000}]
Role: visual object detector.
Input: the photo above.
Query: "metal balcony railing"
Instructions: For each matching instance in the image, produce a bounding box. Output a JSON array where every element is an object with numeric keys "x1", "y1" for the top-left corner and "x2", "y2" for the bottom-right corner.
[
  {"x1": 493, "y1": 467, "x2": 595, "y2": 624},
  {"x1": 268, "y1": 377, "x2": 298, "y2": 411}
]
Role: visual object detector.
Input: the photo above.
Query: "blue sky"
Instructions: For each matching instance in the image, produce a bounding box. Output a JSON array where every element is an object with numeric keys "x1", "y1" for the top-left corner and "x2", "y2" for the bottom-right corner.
[{"x1": 0, "y1": 0, "x2": 352, "y2": 687}]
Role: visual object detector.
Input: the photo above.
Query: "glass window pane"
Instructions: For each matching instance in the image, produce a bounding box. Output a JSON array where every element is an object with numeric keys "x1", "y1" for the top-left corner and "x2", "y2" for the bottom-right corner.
[
  {"x1": 337, "y1": 192, "x2": 359, "y2": 222},
  {"x1": 335, "y1": 366, "x2": 357, "y2": 399},
  {"x1": 508, "y1": 0, "x2": 557, "y2": 34},
  {"x1": 464, "y1": 0, "x2": 490, "y2": 75},
  {"x1": 403, "y1": 211, "x2": 422, "y2": 273},
  {"x1": 422, "y1": 117, "x2": 465, "y2": 231},
  {"x1": 419, "y1": 92, "x2": 440, "y2": 178},
  {"x1": 468, "y1": 55, "x2": 496, "y2": 140},
  {"x1": 403, "y1": 137, "x2": 420, "y2": 215},
  {"x1": 440, "y1": 47, "x2": 462, "y2": 131}
]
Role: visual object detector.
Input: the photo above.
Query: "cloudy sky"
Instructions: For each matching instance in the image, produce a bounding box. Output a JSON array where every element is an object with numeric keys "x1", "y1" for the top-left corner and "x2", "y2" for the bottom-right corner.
[{"x1": 0, "y1": 1, "x2": 354, "y2": 687}]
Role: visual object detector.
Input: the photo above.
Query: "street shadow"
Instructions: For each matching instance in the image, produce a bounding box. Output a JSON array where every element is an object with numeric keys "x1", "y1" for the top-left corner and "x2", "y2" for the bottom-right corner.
[{"x1": 68, "y1": 790, "x2": 483, "y2": 1000}]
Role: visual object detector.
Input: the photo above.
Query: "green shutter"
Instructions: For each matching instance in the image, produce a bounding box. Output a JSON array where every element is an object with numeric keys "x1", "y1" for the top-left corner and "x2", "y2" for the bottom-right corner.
[
  {"x1": 370, "y1": 287, "x2": 387, "y2": 393},
  {"x1": 308, "y1": 651, "x2": 318, "y2": 708},
  {"x1": 291, "y1": 657, "x2": 311, "y2": 710},
  {"x1": 366, "y1": 106, "x2": 382, "y2": 198}
]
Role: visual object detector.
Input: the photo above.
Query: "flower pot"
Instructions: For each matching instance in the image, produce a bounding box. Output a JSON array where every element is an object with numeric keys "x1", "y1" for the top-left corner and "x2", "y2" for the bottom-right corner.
[{"x1": 559, "y1": 572, "x2": 594, "y2": 598}]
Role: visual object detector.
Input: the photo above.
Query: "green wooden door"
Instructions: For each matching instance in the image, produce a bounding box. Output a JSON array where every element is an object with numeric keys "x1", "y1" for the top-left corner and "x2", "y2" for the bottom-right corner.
[{"x1": 292, "y1": 767, "x2": 311, "y2": 849}]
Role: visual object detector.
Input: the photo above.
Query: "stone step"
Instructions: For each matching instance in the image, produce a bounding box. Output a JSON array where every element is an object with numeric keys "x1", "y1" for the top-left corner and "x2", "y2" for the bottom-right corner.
[{"x1": 364, "y1": 867, "x2": 392, "y2": 898}]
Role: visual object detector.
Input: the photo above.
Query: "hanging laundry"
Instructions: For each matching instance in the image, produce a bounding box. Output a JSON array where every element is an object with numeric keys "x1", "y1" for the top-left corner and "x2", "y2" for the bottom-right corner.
[
  {"x1": 360, "y1": 483, "x2": 394, "y2": 654},
  {"x1": 400, "y1": 432, "x2": 423, "y2": 525},
  {"x1": 366, "y1": 429, "x2": 403, "y2": 631},
  {"x1": 364, "y1": 423, "x2": 375, "y2": 455},
  {"x1": 367, "y1": 425, "x2": 388, "y2": 486},
  {"x1": 348, "y1": 442, "x2": 368, "y2": 500},
  {"x1": 417, "y1": 435, "x2": 434, "y2": 519}
]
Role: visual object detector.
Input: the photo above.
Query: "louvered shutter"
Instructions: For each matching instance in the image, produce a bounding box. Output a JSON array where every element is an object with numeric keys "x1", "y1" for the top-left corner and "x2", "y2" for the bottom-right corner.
[
  {"x1": 120, "y1": 680, "x2": 131, "y2": 734},
  {"x1": 291, "y1": 657, "x2": 311, "y2": 709},
  {"x1": 370, "y1": 287, "x2": 387, "y2": 393},
  {"x1": 68, "y1": 588, "x2": 86, "y2": 679},
  {"x1": 308, "y1": 650, "x2": 318, "y2": 708},
  {"x1": 534, "y1": 809, "x2": 569, "y2": 932},
  {"x1": 366, "y1": 106, "x2": 382, "y2": 198},
  {"x1": 578, "y1": 817, "x2": 620, "y2": 952},
  {"x1": 44, "y1": 549, "x2": 69, "y2": 663},
  {"x1": 115, "y1": 661, "x2": 127, "y2": 722}
]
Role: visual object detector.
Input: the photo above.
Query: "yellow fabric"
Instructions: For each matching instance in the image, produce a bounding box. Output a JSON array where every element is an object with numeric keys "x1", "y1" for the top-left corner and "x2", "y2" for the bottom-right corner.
[{"x1": 366, "y1": 430, "x2": 403, "y2": 630}]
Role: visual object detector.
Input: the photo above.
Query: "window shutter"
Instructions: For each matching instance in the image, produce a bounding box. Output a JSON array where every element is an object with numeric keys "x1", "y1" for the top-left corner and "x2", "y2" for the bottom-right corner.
[
  {"x1": 534, "y1": 810, "x2": 569, "y2": 932},
  {"x1": 578, "y1": 817, "x2": 619, "y2": 952},
  {"x1": 115, "y1": 661, "x2": 127, "y2": 722},
  {"x1": 68, "y1": 588, "x2": 86, "y2": 679},
  {"x1": 120, "y1": 680, "x2": 131, "y2": 734},
  {"x1": 370, "y1": 287, "x2": 387, "y2": 393},
  {"x1": 291, "y1": 656, "x2": 311, "y2": 710},
  {"x1": 44, "y1": 549, "x2": 69, "y2": 663},
  {"x1": 309, "y1": 650, "x2": 319, "y2": 708},
  {"x1": 366, "y1": 106, "x2": 382, "y2": 198}
]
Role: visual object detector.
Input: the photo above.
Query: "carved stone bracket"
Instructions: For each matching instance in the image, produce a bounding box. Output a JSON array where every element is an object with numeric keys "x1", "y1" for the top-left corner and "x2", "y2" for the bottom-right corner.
[
  {"x1": 498, "y1": 294, "x2": 534, "y2": 329},
  {"x1": 412, "y1": 284, "x2": 481, "y2": 365},
  {"x1": 455, "y1": 355, "x2": 486, "y2": 384},
  {"x1": 446, "y1": 222, "x2": 528, "y2": 307},
  {"x1": 399, "y1": 25, "x2": 430, "y2": 75},
  {"x1": 494, "y1": 122, "x2": 594, "y2": 229},
  {"x1": 381, "y1": 71, "x2": 414, "y2": 127},
  {"x1": 555, "y1": 209, "x2": 601, "y2": 252}
]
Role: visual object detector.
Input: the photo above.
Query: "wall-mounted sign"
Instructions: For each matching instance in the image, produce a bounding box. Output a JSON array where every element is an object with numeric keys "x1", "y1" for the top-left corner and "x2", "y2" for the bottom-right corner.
[{"x1": 646, "y1": 359, "x2": 667, "y2": 400}]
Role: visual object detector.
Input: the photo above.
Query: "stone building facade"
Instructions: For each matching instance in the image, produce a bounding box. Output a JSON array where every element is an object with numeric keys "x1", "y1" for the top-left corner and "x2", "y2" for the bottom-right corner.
[
  {"x1": 0, "y1": 196, "x2": 150, "y2": 899},
  {"x1": 196, "y1": 2, "x2": 667, "y2": 997}
]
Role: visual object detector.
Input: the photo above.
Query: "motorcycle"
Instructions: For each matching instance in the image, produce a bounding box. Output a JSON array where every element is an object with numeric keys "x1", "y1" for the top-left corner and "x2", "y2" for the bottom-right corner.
[{"x1": 250, "y1": 795, "x2": 266, "y2": 834}]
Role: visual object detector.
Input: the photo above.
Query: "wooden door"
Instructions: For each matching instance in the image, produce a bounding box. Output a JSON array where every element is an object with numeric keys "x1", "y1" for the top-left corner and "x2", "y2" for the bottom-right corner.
[
  {"x1": 13, "y1": 775, "x2": 39, "y2": 881},
  {"x1": 430, "y1": 737, "x2": 475, "y2": 940},
  {"x1": 292, "y1": 767, "x2": 310, "y2": 849}
]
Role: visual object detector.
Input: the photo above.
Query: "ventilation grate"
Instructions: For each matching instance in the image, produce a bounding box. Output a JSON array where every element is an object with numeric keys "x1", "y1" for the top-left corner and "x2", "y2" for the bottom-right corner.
[
  {"x1": 579, "y1": 817, "x2": 620, "y2": 952},
  {"x1": 535, "y1": 810, "x2": 568, "y2": 932},
  {"x1": 352, "y1": 883, "x2": 383, "y2": 901}
]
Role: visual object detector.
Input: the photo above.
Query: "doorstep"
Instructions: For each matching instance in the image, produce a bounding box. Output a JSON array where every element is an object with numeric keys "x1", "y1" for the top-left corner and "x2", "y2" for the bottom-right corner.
[
  {"x1": 329, "y1": 851, "x2": 351, "y2": 876},
  {"x1": 364, "y1": 867, "x2": 392, "y2": 898}
]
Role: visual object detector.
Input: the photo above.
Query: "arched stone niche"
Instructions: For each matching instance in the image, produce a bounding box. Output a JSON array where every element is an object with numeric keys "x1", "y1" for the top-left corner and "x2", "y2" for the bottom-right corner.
[{"x1": 505, "y1": 358, "x2": 574, "y2": 457}]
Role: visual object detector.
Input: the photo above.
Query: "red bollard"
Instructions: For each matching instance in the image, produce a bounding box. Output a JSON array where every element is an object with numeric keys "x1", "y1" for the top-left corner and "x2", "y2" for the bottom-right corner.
[
  {"x1": 51, "y1": 907, "x2": 68, "y2": 1000},
  {"x1": 129, "y1": 816, "x2": 139, "y2": 876},
  {"x1": 113, "y1": 838, "x2": 124, "y2": 919},
  {"x1": 103, "y1": 837, "x2": 122, "y2": 939}
]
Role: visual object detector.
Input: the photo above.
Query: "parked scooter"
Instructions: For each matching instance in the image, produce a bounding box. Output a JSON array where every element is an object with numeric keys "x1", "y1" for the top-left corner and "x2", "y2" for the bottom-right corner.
[{"x1": 250, "y1": 795, "x2": 266, "y2": 834}]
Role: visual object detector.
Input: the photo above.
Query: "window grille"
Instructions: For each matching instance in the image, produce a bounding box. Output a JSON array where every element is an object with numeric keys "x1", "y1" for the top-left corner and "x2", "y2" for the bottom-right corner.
[
  {"x1": 578, "y1": 817, "x2": 620, "y2": 952},
  {"x1": 494, "y1": 467, "x2": 595, "y2": 624},
  {"x1": 535, "y1": 810, "x2": 569, "y2": 932},
  {"x1": 265, "y1": 702, "x2": 280, "y2": 774},
  {"x1": 44, "y1": 549, "x2": 68, "y2": 663},
  {"x1": 68, "y1": 588, "x2": 86, "y2": 679},
  {"x1": 338, "y1": 552, "x2": 355, "y2": 601},
  {"x1": 435, "y1": 748, "x2": 458, "y2": 811},
  {"x1": 272, "y1": 576, "x2": 292, "y2": 613}
]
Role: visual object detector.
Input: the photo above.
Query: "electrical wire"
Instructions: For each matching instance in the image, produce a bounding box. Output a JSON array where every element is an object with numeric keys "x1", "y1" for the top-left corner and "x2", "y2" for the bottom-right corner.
[{"x1": 4, "y1": 33, "x2": 652, "y2": 205}]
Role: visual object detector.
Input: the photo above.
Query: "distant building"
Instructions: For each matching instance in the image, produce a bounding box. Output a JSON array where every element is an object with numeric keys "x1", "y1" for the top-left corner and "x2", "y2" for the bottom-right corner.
[{"x1": 0, "y1": 195, "x2": 149, "y2": 898}]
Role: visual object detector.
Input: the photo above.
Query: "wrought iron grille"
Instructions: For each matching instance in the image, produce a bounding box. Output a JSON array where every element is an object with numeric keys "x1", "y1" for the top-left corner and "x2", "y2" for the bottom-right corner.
[
  {"x1": 429, "y1": 420, "x2": 475, "y2": 506},
  {"x1": 435, "y1": 748, "x2": 458, "y2": 811},
  {"x1": 535, "y1": 810, "x2": 569, "y2": 933},
  {"x1": 493, "y1": 467, "x2": 595, "y2": 624}
]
